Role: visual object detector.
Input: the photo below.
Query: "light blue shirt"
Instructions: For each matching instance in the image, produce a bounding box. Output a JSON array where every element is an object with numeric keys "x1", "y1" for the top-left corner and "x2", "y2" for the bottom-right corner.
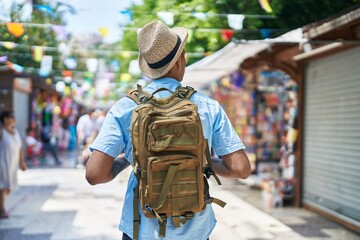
[{"x1": 90, "y1": 78, "x2": 245, "y2": 240}]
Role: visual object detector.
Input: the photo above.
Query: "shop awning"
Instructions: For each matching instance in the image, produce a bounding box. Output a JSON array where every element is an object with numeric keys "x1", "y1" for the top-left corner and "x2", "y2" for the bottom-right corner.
[{"x1": 182, "y1": 42, "x2": 267, "y2": 90}]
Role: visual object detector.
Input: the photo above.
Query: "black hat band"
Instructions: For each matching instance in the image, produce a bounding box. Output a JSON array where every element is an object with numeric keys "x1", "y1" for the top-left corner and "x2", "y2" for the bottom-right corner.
[{"x1": 147, "y1": 35, "x2": 181, "y2": 69}]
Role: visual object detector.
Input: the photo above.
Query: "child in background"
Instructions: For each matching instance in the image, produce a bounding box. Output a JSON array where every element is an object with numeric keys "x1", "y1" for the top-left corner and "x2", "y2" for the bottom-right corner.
[{"x1": 25, "y1": 128, "x2": 43, "y2": 166}]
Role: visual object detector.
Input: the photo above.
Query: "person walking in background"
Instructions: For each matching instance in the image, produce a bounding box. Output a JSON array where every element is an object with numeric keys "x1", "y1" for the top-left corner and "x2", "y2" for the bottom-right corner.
[
  {"x1": 76, "y1": 108, "x2": 96, "y2": 166},
  {"x1": 85, "y1": 21, "x2": 251, "y2": 239},
  {"x1": 41, "y1": 124, "x2": 61, "y2": 165},
  {"x1": 0, "y1": 110, "x2": 27, "y2": 219}
]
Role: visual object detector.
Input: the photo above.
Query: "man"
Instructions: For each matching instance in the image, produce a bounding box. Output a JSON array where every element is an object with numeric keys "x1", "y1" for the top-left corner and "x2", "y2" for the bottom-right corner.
[{"x1": 86, "y1": 21, "x2": 251, "y2": 240}]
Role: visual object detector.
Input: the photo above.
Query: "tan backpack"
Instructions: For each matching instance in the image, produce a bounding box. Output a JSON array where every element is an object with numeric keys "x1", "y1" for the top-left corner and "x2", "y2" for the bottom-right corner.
[{"x1": 128, "y1": 85, "x2": 225, "y2": 240}]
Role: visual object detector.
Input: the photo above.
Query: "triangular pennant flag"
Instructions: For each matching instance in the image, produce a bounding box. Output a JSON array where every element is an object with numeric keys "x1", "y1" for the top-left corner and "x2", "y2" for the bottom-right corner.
[
  {"x1": 6, "y1": 22, "x2": 24, "y2": 37},
  {"x1": 0, "y1": 56, "x2": 8, "y2": 63},
  {"x1": 157, "y1": 12, "x2": 174, "y2": 26},
  {"x1": 119, "y1": 10, "x2": 133, "y2": 24},
  {"x1": 98, "y1": 27, "x2": 109, "y2": 37},
  {"x1": 34, "y1": 5, "x2": 55, "y2": 17},
  {"x1": 227, "y1": 14, "x2": 245, "y2": 30},
  {"x1": 1, "y1": 42, "x2": 15, "y2": 49},
  {"x1": 258, "y1": 0, "x2": 273, "y2": 13},
  {"x1": 120, "y1": 73, "x2": 131, "y2": 82},
  {"x1": 260, "y1": 29, "x2": 272, "y2": 38},
  {"x1": 33, "y1": 46, "x2": 44, "y2": 62},
  {"x1": 64, "y1": 57, "x2": 77, "y2": 70},
  {"x1": 86, "y1": 58, "x2": 98, "y2": 73},
  {"x1": 221, "y1": 29, "x2": 234, "y2": 42},
  {"x1": 51, "y1": 25, "x2": 68, "y2": 40},
  {"x1": 39, "y1": 55, "x2": 53, "y2": 76},
  {"x1": 192, "y1": 12, "x2": 207, "y2": 20}
]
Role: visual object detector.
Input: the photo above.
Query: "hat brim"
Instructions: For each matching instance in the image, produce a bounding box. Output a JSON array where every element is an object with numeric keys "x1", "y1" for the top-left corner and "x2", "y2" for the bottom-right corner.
[{"x1": 139, "y1": 27, "x2": 188, "y2": 79}]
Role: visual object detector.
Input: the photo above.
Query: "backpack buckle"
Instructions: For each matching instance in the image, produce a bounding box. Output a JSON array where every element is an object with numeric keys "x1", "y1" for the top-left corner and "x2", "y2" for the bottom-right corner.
[
  {"x1": 204, "y1": 166, "x2": 214, "y2": 179},
  {"x1": 145, "y1": 204, "x2": 154, "y2": 215}
]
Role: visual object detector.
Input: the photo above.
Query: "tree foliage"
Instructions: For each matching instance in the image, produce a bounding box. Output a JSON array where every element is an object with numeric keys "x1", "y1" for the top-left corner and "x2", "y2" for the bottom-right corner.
[{"x1": 121, "y1": 0, "x2": 360, "y2": 68}]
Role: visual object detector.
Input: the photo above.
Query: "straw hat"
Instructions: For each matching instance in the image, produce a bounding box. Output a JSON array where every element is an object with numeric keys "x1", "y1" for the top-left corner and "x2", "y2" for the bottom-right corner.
[{"x1": 138, "y1": 21, "x2": 188, "y2": 79}]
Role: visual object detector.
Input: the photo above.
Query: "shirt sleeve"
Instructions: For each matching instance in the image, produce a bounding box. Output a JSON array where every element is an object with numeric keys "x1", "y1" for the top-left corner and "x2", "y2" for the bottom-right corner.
[
  {"x1": 211, "y1": 102, "x2": 245, "y2": 156},
  {"x1": 89, "y1": 108, "x2": 125, "y2": 158}
]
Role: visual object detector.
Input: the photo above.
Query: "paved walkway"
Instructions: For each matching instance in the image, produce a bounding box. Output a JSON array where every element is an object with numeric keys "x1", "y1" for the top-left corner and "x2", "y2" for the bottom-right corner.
[{"x1": 0, "y1": 151, "x2": 359, "y2": 240}]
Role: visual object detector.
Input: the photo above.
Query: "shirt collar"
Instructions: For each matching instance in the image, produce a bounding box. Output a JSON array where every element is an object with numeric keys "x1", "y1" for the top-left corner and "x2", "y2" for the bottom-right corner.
[{"x1": 147, "y1": 77, "x2": 182, "y2": 90}]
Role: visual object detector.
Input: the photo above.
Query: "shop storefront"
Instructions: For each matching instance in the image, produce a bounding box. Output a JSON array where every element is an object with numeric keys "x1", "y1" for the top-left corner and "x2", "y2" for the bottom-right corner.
[
  {"x1": 184, "y1": 6, "x2": 360, "y2": 233},
  {"x1": 239, "y1": 8, "x2": 360, "y2": 233},
  {"x1": 302, "y1": 46, "x2": 360, "y2": 230},
  {"x1": 210, "y1": 67, "x2": 299, "y2": 206}
]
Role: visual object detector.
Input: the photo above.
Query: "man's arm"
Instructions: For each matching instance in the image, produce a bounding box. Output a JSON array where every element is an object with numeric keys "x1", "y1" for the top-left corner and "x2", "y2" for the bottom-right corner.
[
  {"x1": 85, "y1": 150, "x2": 129, "y2": 185},
  {"x1": 212, "y1": 149, "x2": 251, "y2": 179}
]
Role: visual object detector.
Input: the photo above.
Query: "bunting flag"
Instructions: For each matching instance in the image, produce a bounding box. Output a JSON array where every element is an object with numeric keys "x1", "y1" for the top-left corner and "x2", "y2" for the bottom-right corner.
[
  {"x1": 192, "y1": 12, "x2": 207, "y2": 20},
  {"x1": 260, "y1": 29, "x2": 272, "y2": 38},
  {"x1": 51, "y1": 25, "x2": 68, "y2": 40},
  {"x1": 128, "y1": 60, "x2": 141, "y2": 75},
  {"x1": 34, "y1": 5, "x2": 55, "y2": 17},
  {"x1": 227, "y1": 14, "x2": 245, "y2": 30},
  {"x1": 64, "y1": 57, "x2": 77, "y2": 70},
  {"x1": 6, "y1": 22, "x2": 24, "y2": 37},
  {"x1": 119, "y1": 10, "x2": 133, "y2": 24},
  {"x1": 109, "y1": 60, "x2": 120, "y2": 72},
  {"x1": 258, "y1": 0, "x2": 273, "y2": 13},
  {"x1": 120, "y1": 73, "x2": 131, "y2": 82},
  {"x1": 39, "y1": 55, "x2": 53, "y2": 76},
  {"x1": 157, "y1": 12, "x2": 174, "y2": 26},
  {"x1": 33, "y1": 46, "x2": 44, "y2": 62},
  {"x1": 220, "y1": 29, "x2": 234, "y2": 42},
  {"x1": 98, "y1": 27, "x2": 109, "y2": 37},
  {"x1": 0, "y1": 56, "x2": 8, "y2": 63},
  {"x1": 1, "y1": 42, "x2": 15, "y2": 49},
  {"x1": 86, "y1": 58, "x2": 98, "y2": 73}
]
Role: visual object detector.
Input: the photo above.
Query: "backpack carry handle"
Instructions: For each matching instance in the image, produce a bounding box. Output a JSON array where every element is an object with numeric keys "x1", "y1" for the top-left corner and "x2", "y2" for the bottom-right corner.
[{"x1": 137, "y1": 84, "x2": 178, "y2": 103}]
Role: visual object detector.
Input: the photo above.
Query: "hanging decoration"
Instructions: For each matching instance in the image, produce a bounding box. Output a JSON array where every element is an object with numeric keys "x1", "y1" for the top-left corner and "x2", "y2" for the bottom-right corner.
[
  {"x1": 227, "y1": 14, "x2": 245, "y2": 30},
  {"x1": 109, "y1": 60, "x2": 120, "y2": 72},
  {"x1": 260, "y1": 29, "x2": 273, "y2": 38},
  {"x1": 6, "y1": 22, "x2": 24, "y2": 37},
  {"x1": 51, "y1": 25, "x2": 68, "y2": 40},
  {"x1": 0, "y1": 56, "x2": 8, "y2": 63},
  {"x1": 33, "y1": 46, "x2": 44, "y2": 62},
  {"x1": 258, "y1": 0, "x2": 273, "y2": 13},
  {"x1": 220, "y1": 29, "x2": 234, "y2": 42},
  {"x1": 157, "y1": 12, "x2": 174, "y2": 26},
  {"x1": 64, "y1": 57, "x2": 77, "y2": 70},
  {"x1": 98, "y1": 27, "x2": 109, "y2": 37},
  {"x1": 33, "y1": 5, "x2": 55, "y2": 17},
  {"x1": 120, "y1": 73, "x2": 131, "y2": 82},
  {"x1": 39, "y1": 55, "x2": 53, "y2": 76},
  {"x1": 1, "y1": 41, "x2": 15, "y2": 49},
  {"x1": 192, "y1": 12, "x2": 207, "y2": 20},
  {"x1": 86, "y1": 58, "x2": 98, "y2": 73},
  {"x1": 128, "y1": 60, "x2": 141, "y2": 75},
  {"x1": 119, "y1": 10, "x2": 133, "y2": 24}
]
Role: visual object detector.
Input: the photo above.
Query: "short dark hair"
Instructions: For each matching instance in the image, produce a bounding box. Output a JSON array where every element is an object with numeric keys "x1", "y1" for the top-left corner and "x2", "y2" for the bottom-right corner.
[{"x1": 0, "y1": 110, "x2": 14, "y2": 124}]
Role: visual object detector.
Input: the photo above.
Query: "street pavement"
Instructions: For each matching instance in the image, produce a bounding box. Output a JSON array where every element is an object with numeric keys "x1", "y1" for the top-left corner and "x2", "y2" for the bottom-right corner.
[{"x1": 0, "y1": 151, "x2": 359, "y2": 240}]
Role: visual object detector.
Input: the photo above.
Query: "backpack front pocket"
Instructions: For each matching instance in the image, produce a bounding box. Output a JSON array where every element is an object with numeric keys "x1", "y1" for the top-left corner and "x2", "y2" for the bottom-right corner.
[
  {"x1": 147, "y1": 117, "x2": 199, "y2": 152},
  {"x1": 144, "y1": 154, "x2": 205, "y2": 216}
]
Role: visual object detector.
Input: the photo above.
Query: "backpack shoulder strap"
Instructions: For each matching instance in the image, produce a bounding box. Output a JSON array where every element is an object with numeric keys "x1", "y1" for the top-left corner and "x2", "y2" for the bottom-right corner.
[
  {"x1": 127, "y1": 89, "x2": 141, "y2": 105},
  {"x1": 176, "y1": 86, "x2": 197, "y2": 100}
]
